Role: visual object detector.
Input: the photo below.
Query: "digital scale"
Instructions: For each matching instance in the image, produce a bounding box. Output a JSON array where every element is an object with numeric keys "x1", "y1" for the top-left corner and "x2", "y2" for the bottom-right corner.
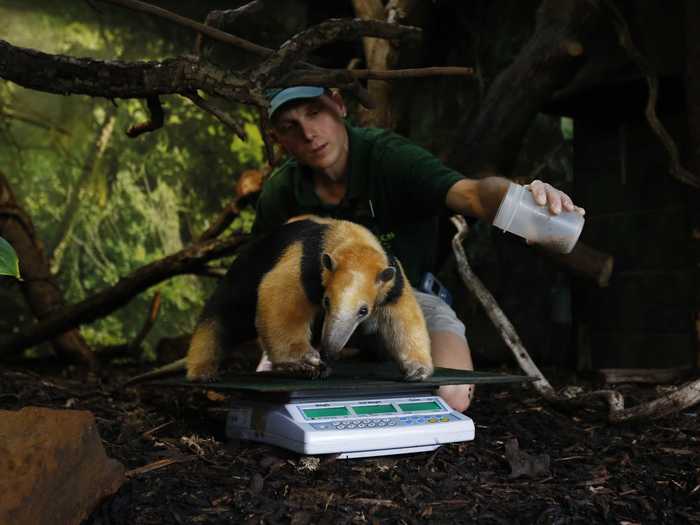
[
  {"x1": 147, "y1": 361, "x2": 530, "y2": 459},
  {"x1": 226, "y1": 390, "x2": 474, "y2": 459}
]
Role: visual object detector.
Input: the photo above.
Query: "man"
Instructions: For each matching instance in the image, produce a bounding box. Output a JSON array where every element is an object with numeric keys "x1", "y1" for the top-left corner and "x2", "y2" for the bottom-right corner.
[{"x1": 252, "y1": 86, "x2": 584, "y2": 412}]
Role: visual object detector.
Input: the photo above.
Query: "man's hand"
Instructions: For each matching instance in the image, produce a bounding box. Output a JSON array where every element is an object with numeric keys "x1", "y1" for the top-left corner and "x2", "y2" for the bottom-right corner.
[{"x1": 527, "y1": 179, "x2": 585, "y2": 216}]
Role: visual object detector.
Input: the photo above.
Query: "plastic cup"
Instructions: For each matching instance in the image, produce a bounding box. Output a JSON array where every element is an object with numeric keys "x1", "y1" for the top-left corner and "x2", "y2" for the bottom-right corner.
[{"x1": 492, "y1": 183, "x2": 584, "y2": 254}]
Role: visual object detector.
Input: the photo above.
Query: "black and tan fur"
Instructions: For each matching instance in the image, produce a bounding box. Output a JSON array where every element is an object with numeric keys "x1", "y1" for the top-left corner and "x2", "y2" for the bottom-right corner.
[{"x1": 131, "y1": 217, "x2": 432, "y2": 384}]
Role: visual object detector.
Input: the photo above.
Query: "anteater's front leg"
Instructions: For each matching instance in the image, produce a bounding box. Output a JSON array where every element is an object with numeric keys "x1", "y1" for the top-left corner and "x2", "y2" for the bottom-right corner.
[
  {"x1": 376, "y1": 291, "x2": 433, "y2": 381},
  {"x1": 256, "y1": 252, "x2": 326, "y2": 379},
  {"x1": 256, "y1": 297, "x2": 325, "y2": 378}
]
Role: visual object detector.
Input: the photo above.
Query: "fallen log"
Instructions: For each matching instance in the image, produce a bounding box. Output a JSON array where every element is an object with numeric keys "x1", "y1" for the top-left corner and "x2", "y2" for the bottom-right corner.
[{"x1": 599, "y1": 367, "x2": 694, "y2": 385}]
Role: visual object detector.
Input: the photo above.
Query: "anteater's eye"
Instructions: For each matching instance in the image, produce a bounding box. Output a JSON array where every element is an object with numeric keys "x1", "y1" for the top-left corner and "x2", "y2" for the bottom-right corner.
[
  {"x1": 358, "y1": 305, "x2": 369, "y2": 317},
  {"x1": 323, "y1": 296, "x2": 331, "y2": 310}
]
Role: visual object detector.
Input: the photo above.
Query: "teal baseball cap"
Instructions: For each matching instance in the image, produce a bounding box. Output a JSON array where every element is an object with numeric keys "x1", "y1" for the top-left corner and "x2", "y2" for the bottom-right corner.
[{"x1": 266, "y1": 86, "x2": 325, "y2": 120}]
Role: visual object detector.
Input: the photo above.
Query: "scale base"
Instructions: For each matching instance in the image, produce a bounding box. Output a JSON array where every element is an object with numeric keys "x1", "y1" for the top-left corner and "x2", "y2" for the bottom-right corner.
[{"x1": 337, "y1": 444, "x2": 440, "y2": 459}]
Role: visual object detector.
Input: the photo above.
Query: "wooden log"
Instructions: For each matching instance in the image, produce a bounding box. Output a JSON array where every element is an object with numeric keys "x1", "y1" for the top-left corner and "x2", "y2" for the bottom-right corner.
[
  {"x1": 598, "y1": 367, "x2": 694, "y2": 385},
  {"x1": 544, "y1": 242, "x2": 614, "y2": 288}
]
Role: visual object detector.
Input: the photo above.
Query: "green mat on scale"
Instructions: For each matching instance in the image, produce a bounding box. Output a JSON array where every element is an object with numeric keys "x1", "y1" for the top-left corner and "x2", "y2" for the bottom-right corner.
[{"x1": 145, "y1": 361, "x2": 531, "y2": 394}]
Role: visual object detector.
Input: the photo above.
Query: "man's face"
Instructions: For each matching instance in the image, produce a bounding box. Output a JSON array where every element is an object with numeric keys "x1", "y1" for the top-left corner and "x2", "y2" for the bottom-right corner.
[{"x1": 270, "y1": 92, "x2": 349, "y2": 178}]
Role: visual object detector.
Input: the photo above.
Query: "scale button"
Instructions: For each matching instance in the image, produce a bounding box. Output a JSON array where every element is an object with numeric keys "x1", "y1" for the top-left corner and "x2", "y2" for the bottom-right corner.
[
  {"x1": 367, "y1": 422, "x2": 376, "y2": 427},
  {"x1": 428, "y1": 418, "x2": 437, "y2": 423},
  {"x1": 346, "y1": 424, "x2": 357, "y2": 429},
  {"x1": 358, "y1": 423, "x2": 366, "y2": 428},
  {"x1": 377, "y1": 421, "x2": 386, "y2": 427},
  {"x1": 336, "y1": 425, "x2": 345, "y2": 430},
  {"x1": 440, "y1": 417, "x2": 449, "y2": 422},
  {"x1": 388, "y1": 420, "x2": 397, "y2": 426}
]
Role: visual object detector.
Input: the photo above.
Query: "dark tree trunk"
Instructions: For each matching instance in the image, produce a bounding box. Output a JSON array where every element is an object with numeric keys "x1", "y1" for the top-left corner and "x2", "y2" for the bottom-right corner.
[
  {"x1": 0, "y1": 173, "x2": 96, "y2": 367},
  {"x1": 447, "y1": 0, "x2": 593, "y2": 175}
]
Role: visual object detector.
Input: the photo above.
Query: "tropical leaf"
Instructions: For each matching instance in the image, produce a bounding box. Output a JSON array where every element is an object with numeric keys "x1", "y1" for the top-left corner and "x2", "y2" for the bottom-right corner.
[{"x1": 0, "y1": 236, "x2": 21, "y2": 280}]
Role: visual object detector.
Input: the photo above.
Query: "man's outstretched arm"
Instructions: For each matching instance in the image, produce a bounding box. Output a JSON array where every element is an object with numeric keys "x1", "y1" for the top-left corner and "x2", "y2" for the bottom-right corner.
[{"x1": 445, "y1": 176, "x2": 585, "y2": 220}]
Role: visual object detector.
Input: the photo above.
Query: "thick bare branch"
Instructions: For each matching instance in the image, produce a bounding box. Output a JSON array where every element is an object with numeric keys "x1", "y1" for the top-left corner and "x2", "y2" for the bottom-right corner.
[
  {"x1": 0, "y1": 40, "x2": 261, "y2": 105},
  {"x1": 0, "y1": 233, "x2": 249, "y2": 357},
  {"x1": 448, "y1": 0, "x2": 593, "y2": 175},
  {"x1": 255, "y1": 18, "x2": 422, "y2": 84},
  {"x1": 281, "y1": 66, "x2": 473, "y2": 86}
]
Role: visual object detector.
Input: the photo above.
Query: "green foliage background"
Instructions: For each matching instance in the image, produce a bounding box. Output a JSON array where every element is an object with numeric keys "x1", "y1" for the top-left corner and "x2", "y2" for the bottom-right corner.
[{"x1": 0, "y1": 2, "x2": 264, "y2": 357}]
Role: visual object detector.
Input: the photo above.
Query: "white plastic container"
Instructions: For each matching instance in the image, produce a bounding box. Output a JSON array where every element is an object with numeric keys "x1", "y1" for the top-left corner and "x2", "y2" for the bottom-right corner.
[{"x1": 492, "y1": 183, "x2": 584, "y2": 254}]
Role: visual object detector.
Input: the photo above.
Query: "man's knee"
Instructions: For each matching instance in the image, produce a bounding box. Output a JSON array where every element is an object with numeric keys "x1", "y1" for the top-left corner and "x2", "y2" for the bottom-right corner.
[{"x1": 438, "y1": 384, "x2": 474, "y2": 413}]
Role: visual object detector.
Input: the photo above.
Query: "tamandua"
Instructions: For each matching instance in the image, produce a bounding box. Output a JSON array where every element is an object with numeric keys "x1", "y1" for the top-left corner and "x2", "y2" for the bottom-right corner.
[{"x1": 129, "y1": 217, "x2": 433, "y2": 384}]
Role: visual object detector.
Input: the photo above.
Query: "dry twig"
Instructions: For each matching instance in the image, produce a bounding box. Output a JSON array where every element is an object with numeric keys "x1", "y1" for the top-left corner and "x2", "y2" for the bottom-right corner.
[
  {"x1": 450, "y1": 215, "x2": 700, "y2": 422},
  {"x1": 185, "y1": 92, "x2": 246, "y2": 140}
]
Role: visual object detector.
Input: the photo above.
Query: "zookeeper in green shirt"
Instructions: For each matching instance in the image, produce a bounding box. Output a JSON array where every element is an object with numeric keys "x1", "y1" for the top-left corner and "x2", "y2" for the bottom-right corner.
[{"x1": 252, "y1": 86, "x2": 585, "y2": 412}]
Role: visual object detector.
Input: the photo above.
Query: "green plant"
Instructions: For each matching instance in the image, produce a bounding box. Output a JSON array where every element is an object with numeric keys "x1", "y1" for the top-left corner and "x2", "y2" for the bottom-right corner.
[{"x1": 0, "y1": 236, "x2": 20, "y2": 280}]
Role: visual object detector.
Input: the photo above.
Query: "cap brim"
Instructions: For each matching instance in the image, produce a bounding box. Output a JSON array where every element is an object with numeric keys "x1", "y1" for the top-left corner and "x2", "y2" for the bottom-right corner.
[{"x1": 268, "y1": 86, "x2": 325, "y2": 119}]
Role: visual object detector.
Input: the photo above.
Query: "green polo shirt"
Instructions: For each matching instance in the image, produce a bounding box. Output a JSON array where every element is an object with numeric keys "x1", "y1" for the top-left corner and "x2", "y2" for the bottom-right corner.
[{"x1": 252, "y1": 123, "x2": 464, "y2": 286}]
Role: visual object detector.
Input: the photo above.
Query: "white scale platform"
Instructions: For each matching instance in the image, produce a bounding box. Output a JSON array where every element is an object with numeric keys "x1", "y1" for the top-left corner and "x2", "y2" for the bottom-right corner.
[{"x1": 226, "y1": 391, "x2": 475, "y2": 459}]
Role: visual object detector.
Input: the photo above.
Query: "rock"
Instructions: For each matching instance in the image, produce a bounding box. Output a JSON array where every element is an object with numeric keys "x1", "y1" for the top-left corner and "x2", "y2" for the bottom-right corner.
[
  {"x1": 504, "y1": 437, "x2": 551, "y2": 479},
  {"x1": 0, "y1": 406, "x2": 125, "y2": 525}
]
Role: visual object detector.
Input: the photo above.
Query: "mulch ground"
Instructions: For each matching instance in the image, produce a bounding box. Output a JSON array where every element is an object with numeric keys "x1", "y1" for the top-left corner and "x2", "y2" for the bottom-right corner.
[{"x1": 2, "y1": 364, "x2": 699, "y2": 525}]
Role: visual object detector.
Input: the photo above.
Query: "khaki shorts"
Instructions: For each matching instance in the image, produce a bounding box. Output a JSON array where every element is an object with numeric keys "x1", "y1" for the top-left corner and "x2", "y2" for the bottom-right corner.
[{"x1": 413, "y1": 289, "x2": 467, "y2": 342}]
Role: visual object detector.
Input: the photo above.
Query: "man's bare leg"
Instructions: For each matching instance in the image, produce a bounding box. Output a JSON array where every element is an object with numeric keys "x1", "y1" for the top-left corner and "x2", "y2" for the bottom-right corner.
[{"x1": 430, "y1": 330, "x2": 474, "y2": 412}]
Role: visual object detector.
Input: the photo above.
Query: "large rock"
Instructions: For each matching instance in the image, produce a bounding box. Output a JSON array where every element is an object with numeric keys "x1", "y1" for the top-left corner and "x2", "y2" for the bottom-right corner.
[{"x1": 0, "y1": 407, "x2": 125, "y2": 525}]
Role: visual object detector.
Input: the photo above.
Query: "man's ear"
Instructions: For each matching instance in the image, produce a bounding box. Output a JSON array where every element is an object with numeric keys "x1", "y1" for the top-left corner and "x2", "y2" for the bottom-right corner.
[{"x1": 328, "y1": 90, "x2": 347, "y2": 118}]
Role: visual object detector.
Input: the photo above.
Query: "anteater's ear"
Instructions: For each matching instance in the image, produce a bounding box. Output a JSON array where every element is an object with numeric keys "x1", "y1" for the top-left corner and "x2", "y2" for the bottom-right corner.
[
  {"x1": 322, "y1": 253, "x2": 336, "y2": 272},
  {"x1": 377, "y1": 267, "x2": 395, "y2": 283}
]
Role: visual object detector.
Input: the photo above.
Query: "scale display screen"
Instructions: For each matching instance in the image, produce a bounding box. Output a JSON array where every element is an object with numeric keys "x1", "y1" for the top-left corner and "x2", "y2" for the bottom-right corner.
[
  {"x1": 398, "y1": 401, "x2": 442, "y2": 412},
  {"x1": 352, "y1": 404, "x2": 397, "y2": 415},
  {"x1": 302, "y1": 407, "x2": 350, "y2": 419}
]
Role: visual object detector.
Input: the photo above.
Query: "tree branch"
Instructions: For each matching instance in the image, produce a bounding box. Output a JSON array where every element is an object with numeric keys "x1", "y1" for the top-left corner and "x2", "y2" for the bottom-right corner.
[
  {"x1": 0, "y1": 233, "x2": 249, "y2": 357},
  {"x1": 194, "y1": 1, "x2": 265, "y2": 56},
  {"x1": 99, "y1": 0, "x2": 272, "y2": 57},
  {"x1": 255, "y1": 18, "x2": 422, "y2": 83},
  {"x1": 0, "y1": 109, "x2": 71, "y2": 135},
  {"x1": 280, "y1": 66, "x2": 473, "y2": 86},
  {"x1": 94, "y1": 291, "x2": 162, "y2": 360},
  {"x1": 450, "y1": 215, "x2": 556, "y2": 397},
  {"x1": 450, "y1": 215, "x2": 700, "y2": 423},
  {"x1": 184, "y1": 92, "x2": 246, "y2": 140},
  {"x1": 0, "y1": 40, "x2": 261, "y2": 104}
]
